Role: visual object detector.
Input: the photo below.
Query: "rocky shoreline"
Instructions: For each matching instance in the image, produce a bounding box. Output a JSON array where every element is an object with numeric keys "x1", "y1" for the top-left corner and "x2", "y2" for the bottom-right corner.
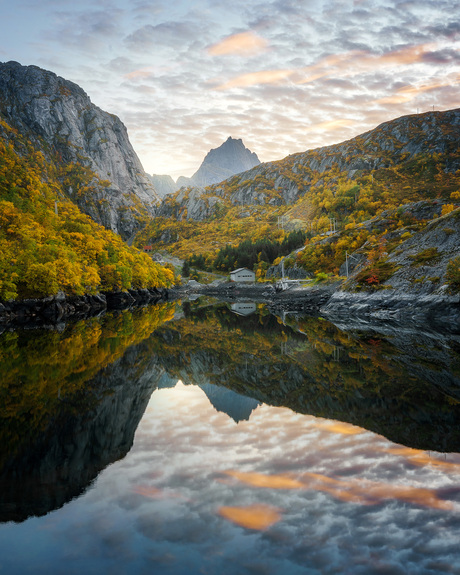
[
  {"x1": 0, "y1": 287, "x2": 169, "y2": 327},
  {"x1": 171, "y1": 281, "x2": 460, "y2": 331},
  {"x1": 1, "y1": 281, "x2": 459, "y2": 332}
]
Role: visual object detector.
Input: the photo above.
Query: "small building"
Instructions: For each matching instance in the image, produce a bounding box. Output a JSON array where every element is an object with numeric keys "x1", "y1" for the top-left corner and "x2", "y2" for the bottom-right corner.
[
  {"x1": 231, "y1": 302, "x2": 257, "y2": 316},
  {"x1": 230, "y1": 268, "x2": 255, "y2": 283}
]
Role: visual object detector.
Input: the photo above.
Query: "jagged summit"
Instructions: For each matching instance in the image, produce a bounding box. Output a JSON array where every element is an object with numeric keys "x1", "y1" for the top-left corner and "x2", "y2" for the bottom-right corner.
[
  {"x1": 0, "y1": 60, "x2": 160, "y2": 239},
  {"x1": 191, "y1": 136, "x2": 260, "y2": 187},
  {"x1": 171, "y1": 136, "x2": 260, "y2": 190}
]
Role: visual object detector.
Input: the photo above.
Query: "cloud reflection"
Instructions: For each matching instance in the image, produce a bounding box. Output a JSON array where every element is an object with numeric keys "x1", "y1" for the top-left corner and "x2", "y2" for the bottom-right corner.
[
  {"x1": 300, "y1": 473, "x2": 454, "y2": 510},
  {"x1": 218, "y1": 504, "x2": 282, "y2": 530},
  {"x1": 385, "y1": 447, "x2": 460, "y2": 473},
  {"x1": 221, "y1": 468, "x2": 453, "y2": 511},
  {"x1": 223, "y1": 470, "x2": 304, "y2": 489}
]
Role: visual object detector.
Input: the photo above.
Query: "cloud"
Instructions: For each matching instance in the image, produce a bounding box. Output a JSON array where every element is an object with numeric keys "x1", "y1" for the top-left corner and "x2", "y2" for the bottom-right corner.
[
  {"x1": 375, "y1": 75, "x2": 460, "y2": 104},
  {"x1": 208, "y1": 31, "x2": 268, "y2": 57},
  {"x1": 215, "y1": 68, "x2": 294, "y2": 90},
  {"x1": 124, "y1": 21, "x2": 199, "y2": 51},
  {"x1": 47, "y1": 8, "x2": 122, "y2": 52},
  {"x1": 304, "y1": 119, "x2": 356, "y2": 133}
]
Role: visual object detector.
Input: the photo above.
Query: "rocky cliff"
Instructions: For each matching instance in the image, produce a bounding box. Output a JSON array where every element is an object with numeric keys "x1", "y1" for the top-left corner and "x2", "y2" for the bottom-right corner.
[{"x1": 0, "y1": 61, "x2": 160, "y2": 239}]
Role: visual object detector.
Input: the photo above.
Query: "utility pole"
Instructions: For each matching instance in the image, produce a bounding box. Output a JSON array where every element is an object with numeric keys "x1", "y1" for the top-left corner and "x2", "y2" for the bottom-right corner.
[{"x1": 345, "y1": 251, "x2": 360, "y2": 277}]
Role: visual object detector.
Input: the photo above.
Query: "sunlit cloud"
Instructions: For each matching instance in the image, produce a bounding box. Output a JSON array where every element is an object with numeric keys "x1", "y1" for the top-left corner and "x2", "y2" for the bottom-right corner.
[
  {"x1": 124, "y1": 67, "x2": 155, "y2": 80},
  {"x1": 375, "y1": 76, "x2": 460, "y2": 104},
  {"x1": 305, "y1": 119, "x2": 355, "y2": 133},
  {"x1": 208, "y1": 31, "x2": 268, "y2": 57},
  {"x1": 215, "y1": 68, "x2": 294, "y2": 90},
  {"x1": 222, "y1": 468, "x2": 454, "y2": 511},
  {"x1": 216, "y1": 43, "x2": 446, "y2": 92},
  {"x1": 218, "y1": 504, "x2": 282, "y2": 530}
]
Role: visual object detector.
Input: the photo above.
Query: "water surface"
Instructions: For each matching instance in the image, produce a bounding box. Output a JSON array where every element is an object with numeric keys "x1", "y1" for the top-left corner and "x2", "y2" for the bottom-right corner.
[{"x1": 1, "y1": 300, "x2": 460, "y2": 574}]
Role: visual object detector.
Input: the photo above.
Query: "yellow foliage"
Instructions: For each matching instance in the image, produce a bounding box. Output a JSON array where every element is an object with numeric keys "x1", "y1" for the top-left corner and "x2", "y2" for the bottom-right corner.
[{"x1": 0, "y1": 130, "x2": 176, "y2": 300}]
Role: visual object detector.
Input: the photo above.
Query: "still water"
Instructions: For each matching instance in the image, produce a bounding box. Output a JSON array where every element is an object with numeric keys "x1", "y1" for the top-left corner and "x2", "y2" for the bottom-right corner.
[{"x1": 1, "y1": 300, "x2": 460, "y2": 574}]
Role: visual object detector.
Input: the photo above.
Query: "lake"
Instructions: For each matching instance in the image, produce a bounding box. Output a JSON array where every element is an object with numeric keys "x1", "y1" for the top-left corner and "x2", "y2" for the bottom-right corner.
[{"x1": 1, "y1": 299, "x2": 460, "y2": 574}]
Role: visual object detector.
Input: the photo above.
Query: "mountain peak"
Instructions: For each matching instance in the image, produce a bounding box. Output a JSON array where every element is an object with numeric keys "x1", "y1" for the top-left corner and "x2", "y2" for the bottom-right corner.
[{"x1": 190, "y1": 137, "x2": 260, "y2": 187}]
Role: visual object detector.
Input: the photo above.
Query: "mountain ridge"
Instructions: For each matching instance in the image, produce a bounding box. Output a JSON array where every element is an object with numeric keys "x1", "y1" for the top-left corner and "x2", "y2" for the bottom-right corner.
[{"x1": 139, "y1": 108, "x2": 460, "y2": 268}]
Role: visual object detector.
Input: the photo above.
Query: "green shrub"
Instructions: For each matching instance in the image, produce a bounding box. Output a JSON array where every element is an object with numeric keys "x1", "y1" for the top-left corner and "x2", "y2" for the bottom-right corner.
[{"x1": 446, "y1": 256, "x2": 460, "y2": 289}]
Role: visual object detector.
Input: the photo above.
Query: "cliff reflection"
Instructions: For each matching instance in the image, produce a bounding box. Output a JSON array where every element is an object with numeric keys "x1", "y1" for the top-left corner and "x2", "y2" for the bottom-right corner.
[
  {"x1": 153, "y1": 300, "x2": 460, "y2": 452},
  {"x1": 0, "y1": 303, "x2": 175, "y2": 522}
]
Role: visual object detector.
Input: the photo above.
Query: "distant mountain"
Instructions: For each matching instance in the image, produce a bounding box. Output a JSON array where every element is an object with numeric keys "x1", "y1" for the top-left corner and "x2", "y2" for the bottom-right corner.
[
  {"x1": 158, "y1": 109, "x2": 460, "y2": 223},
  {"x1": 190, "y1": 137, "x2": 261, "y2": 187},
  {"x1": 149, "y1": 174, "x2": 177, "y2": 198},
  {"x1": 153, "y1": 137, "x2": 261, "y2": 192},
  {"x1": 0, "y1": 61, "x2": 160, "y2": 239}
]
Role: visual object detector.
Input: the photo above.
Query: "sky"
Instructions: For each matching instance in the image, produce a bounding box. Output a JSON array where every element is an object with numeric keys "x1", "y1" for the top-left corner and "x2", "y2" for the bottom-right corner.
[{"x1": 1, "y1": 0, "x2": 459, "y2": 180}]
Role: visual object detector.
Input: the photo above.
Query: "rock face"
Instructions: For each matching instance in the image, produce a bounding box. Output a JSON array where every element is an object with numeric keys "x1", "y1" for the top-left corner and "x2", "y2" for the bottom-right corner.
[{"x1": 0, "y1": 61, "x2": 160, "y2": 239}]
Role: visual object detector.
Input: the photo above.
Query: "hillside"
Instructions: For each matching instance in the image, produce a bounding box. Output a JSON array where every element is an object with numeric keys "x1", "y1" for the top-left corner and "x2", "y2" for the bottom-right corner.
[
  {"x1": 0, "y1": 114, "x2": 174, "y2": 301},
  {"x1": 137, "y1": 109, "x2": 460, "y2": 280},
  {"x1": 0, "y1": 61, "x2": 160, "y2": 240}
]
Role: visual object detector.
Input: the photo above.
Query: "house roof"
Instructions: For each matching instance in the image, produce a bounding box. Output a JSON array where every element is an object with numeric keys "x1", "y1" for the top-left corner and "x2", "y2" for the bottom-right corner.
[{"x1": 230, "y1": 268, "x2": 255, "y2": 274}]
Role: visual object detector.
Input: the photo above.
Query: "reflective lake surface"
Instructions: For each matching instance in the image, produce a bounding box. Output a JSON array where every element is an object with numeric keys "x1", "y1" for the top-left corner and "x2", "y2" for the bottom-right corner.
[{"x1": 1, "y1": 300, "x2": 460, "y2": 574}]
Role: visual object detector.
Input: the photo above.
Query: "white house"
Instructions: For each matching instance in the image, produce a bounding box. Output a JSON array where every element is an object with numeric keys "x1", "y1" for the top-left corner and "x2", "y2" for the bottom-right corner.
[
  {"x1": 231, "y1": 302, "x2": 257, "y2": 316},
  {"x1": 230, "y1": 268, "x2": 256, "y2": 283}
]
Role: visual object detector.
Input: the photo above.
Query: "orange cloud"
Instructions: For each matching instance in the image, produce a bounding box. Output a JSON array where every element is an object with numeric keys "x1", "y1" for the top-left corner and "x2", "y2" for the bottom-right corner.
[
  {"x1": 375, "y1": 77, "x2": 458, "y2": 104},
  {"x1": 214, "y1": 42, "x2": 443, "y2": 91},
  {"x1": 374, "y1": 43, "x2": 434, "y2": 66},
  {"x1": 216, "y1": 68, "x2": 294, "y2": 90},
  {"x1": 222, "y1": 469, "x2": 452, "y2": 511},
  {"x1": 208, "y1": 31, "x2": 268, "y2": 57},
  {"x1": 124, "y1": 67, "x2": 154, "y2": 80},
  {"x1": 218, "y1": 504, "x2": 282, "y2": 530}
]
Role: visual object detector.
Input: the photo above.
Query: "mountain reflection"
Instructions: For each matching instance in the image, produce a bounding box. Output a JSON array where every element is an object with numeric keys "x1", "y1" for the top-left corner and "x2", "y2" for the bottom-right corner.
[{"x1": 0, "y1": 298, "x2": 460, "y2": 523}]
